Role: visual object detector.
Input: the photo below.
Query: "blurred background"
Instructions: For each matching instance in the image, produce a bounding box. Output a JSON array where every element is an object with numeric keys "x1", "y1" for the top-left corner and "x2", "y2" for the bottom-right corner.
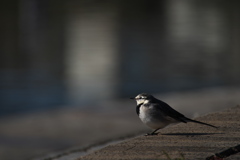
[{"x1": 0, "y1": 0, "x2": 240, "y2": 160}]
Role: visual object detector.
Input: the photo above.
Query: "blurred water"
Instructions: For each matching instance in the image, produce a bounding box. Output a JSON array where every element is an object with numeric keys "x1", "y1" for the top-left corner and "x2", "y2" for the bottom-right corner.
[{"x1": 0, "y1": 69, "x2": 67, "y2": 116}]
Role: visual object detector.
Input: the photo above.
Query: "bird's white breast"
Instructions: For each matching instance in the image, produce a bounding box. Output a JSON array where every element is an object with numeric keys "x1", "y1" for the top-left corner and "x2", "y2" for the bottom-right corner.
[{"x1": 138, "y1": 104, "x2": 173, "y2": 129}]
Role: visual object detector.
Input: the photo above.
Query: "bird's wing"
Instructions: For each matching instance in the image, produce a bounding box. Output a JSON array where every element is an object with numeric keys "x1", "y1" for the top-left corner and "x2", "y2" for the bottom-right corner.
[{"x1": 153, "y1": 100, "x2": 187, "y2": 123}]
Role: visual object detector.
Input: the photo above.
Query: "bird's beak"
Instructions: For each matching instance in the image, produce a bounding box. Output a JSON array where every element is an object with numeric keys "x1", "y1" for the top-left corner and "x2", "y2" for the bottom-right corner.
[{"x1": 130, "y1": 97, "x2": 135, "y2": 99}]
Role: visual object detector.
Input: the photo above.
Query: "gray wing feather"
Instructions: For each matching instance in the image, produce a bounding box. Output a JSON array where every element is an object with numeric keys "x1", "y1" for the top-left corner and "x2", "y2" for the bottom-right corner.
[
  {"x1": 153, "y1": 99, "x2": 187, "y2": 123},
  {"x1": 153, "y1": 99, "x2": 217, "y2": 128}
]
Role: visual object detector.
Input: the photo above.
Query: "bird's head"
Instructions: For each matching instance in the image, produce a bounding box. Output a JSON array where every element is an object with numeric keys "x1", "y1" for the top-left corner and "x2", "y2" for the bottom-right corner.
[{"x1": 130, "y1": 93, "x2": 154, "y2": 105}]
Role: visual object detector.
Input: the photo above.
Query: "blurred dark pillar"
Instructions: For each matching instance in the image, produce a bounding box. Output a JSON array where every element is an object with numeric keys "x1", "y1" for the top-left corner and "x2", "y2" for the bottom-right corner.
[
  {"x1": 0, "y1": 1, "x2": 20, "y2": 68},
  {"x1": 18, "y1": 0, "x2": 66, "y2": 76},
  {"x1": 0, "y1": 0, "x2": 67, "y2": 115},
  {"x1": 118, "y1": 0, "x2": 168, "y2": 96},
  {"x1": 227, "y1": 1, "x2": 240, "y2": 84}
]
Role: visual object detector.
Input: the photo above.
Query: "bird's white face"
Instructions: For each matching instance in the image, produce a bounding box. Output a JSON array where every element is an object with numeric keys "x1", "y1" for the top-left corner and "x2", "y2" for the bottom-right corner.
[{"x1": 134, "y1": 94, "x2": 149, "y2": 105}]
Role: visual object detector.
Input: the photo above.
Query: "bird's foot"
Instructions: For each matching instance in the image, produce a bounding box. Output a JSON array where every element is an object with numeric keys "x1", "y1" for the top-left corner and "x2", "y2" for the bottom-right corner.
[
  {"x1": 144, "y1": 128, "x2": 161, "y2": 136},
  {"x1": 145, "y1": 132, "x2": 158, "y2": 136}
]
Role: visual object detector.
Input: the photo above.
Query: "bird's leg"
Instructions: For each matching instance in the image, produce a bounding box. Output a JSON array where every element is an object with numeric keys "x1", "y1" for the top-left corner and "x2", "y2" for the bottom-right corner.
[{"x1": 145, "y1": 128, "x2": 160, "y2": 136}]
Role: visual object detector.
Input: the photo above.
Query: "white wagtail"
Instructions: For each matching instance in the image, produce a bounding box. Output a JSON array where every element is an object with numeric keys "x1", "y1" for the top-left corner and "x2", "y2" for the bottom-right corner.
[{"x1": 131, "y1": 93, "x2": 218, "y2": 136}]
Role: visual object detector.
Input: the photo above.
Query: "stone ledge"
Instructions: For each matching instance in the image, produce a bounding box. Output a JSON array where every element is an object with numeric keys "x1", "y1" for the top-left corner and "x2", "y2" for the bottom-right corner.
[{"x1": 78, "y1": 105, "x2": 240, "y2": 160}]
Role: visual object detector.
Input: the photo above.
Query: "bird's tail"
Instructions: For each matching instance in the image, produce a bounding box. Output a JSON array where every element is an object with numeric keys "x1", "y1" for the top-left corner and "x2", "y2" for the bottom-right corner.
[{"x1": 185, "y1": 117, "x2": 218, "y2": 128}]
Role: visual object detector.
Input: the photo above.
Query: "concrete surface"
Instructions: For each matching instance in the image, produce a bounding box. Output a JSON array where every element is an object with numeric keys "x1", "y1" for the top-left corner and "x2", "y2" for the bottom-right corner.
[
  {"x1": 78, "y1": 105, "x2": 240, "y2": 160},
  {"x1": 0, "y1": 87, "x2": 240, "y2": 160}
]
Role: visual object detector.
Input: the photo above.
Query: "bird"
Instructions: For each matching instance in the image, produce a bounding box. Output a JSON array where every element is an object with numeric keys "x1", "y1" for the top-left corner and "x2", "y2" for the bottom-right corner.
[{"x1": 131, "y1": 93, "x2": 218, "y2": 136}]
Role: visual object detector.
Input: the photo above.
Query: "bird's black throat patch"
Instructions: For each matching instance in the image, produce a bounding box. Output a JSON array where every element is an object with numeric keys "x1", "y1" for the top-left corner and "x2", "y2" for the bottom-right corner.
[{"x1": 136, "y1": 103, "x2": 142, "y2": 115}]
